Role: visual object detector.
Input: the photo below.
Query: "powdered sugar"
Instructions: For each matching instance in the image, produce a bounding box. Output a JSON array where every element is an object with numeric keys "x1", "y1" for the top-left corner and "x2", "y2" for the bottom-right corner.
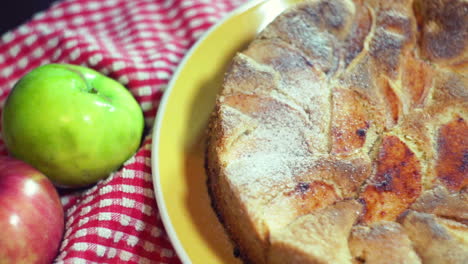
[
  {"x1": 210, "y1": 0, "x2": 468, "y2": 261},
  {"x1": 221, "y1": 93, "x2": 316, "y2": 200}
]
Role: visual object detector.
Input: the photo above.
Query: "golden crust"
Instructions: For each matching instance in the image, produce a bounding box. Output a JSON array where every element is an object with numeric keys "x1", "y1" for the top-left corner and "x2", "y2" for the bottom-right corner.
[
  {"x1": 399, "y1": 211, "x2": 468, "y2": 264},
  {"x1": 359, "y1": 135, "x2": 422, "y2": 223},
  {"x1": 413, "y1": 0, "x2": 468, "y2": 70},
  {"x1": 268, "y1": 200, "x2": 362, "y2": 264},
  {"x1": 410, "y1": 185, "x2": 468, "y2": 224},
  {"x1": 206, "y1": 0, "x2": 468, "y2": 263},
  {"x1": 349, "y1": 221, "x2": 421, "y2": 264},
  {"x1": 331, "y1": 88, "x2": 373, "y2": 154},
  {"x1": 435, "y1": 116, "x2": 468, "y2": 191}
]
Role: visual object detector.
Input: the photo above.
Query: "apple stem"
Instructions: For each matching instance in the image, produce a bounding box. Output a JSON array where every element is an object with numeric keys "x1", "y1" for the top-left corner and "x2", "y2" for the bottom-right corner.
[{"x1": 60, "y1": 65, "x2": 96, "y2": 94}]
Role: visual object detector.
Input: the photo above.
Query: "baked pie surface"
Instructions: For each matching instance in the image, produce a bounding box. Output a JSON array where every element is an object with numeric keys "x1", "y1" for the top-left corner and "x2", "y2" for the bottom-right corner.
[{"x1": 206, "y1": 0, "x2": 468, "y2": 263}]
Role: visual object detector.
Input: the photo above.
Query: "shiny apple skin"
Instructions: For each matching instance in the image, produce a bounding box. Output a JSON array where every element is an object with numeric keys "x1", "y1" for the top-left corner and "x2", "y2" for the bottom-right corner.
[
  {"x1": 0, "y1": 156, "x2": 64, "y2": 264},
  {"x1": 1, "y1": 64, "x2": 144, "y2": 187}
]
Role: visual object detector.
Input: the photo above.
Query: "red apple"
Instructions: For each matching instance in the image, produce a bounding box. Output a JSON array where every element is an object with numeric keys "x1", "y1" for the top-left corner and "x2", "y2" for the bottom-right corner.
[{"x1": 0, "y1": 156, "x2": 64, "y2": 264}]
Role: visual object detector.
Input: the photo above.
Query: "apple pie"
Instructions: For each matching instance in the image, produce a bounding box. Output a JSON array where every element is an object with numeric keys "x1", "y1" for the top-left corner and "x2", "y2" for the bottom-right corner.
[{"x1": 206, "y1": 0, "x2": 468, "y2": 263}]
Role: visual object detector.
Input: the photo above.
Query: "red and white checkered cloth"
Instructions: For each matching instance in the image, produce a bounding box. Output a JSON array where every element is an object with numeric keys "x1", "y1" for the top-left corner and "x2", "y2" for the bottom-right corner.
[{"x1": 0, "y1": 0, "x2": 246, "y2": 263}]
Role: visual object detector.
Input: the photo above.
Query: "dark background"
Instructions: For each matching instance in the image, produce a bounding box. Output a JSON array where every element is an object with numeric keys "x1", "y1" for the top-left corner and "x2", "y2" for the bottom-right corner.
[{"x1": 1, "y1": 0, "x2": 57, "y2": 35}]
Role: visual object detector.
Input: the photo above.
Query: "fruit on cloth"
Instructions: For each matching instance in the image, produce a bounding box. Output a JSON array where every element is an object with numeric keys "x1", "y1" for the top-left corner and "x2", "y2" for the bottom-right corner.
[{"x1": 2, "y1": 64, "x2": 144, "y2": 187}]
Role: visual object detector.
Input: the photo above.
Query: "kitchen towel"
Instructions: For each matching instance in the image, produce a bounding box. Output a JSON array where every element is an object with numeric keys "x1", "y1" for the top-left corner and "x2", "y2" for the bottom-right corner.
[{"x1": 0, "y1": 0, "x2": 246, "y2": 263}]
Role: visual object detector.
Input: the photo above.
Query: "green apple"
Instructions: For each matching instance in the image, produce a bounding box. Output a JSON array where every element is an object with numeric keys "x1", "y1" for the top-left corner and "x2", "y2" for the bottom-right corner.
[{"x1": 2, "y1": 64, "x2": 144, "y2": 187}]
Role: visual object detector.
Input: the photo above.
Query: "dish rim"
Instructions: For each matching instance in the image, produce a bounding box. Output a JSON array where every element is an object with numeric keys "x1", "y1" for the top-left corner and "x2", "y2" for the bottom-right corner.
[{"x1": 150, "y1": 0, "x2": 269, "y2": 262}]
